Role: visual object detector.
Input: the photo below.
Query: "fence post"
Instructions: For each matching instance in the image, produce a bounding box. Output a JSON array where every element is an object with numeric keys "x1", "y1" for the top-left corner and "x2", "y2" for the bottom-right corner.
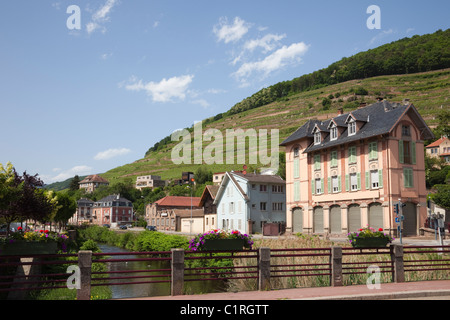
[
  {"x1": 77, "y1": 250, "x2": 92, "y2": 300},
  {"x1": 331, "y1": 246, "x2": 343, "y2": 287},
  {"x1": 171, "y1": 248, "x2": 185, "y2": 296},
  {"x1": 390, "y1": 244, "x2": 404, "y2": 283},
  {"x1": 258, "y1": 247, "x2": 271, "y2": 291}
]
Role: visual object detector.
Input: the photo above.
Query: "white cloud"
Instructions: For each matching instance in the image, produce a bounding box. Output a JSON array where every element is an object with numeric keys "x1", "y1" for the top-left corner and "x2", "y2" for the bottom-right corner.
[
  {"x1": 213, "y1": 17, "x2": 250, "y2": 43},
  {"x1": 49, "y1": 165, "x2": 93, "y2": 183},
  {"x1": 86, "y1": 0, "x2": 119, "y2": 35},
  {"x1": 233, "y1": 42, "x2": 309, "y2": 83},
  {"x1": 244, "y1": 33, "x2": 286, "y2": 53},
  {"x1": 124, "y1": 75, "x2": 194, "y2": 103},
  {"x1": 94, "y1": 148, "x2": 131, "y2": 161}
]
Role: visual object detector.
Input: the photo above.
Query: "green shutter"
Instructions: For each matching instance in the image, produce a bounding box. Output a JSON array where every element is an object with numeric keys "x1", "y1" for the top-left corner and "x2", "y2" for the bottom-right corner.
[
  {"x1": 345, "y1": 174, "x2": 349, "y2": 191},
  {"x1": 399, "y1": 140, "x2": 404, "y2": 164},
  {"x1": 293, "y1": 158, "x2": 299, "y2": 178},
  {"x1": 311, "y1": 179, "x2": 315, "y2": 195},
  {"x1": 338, "y1": 176, "x2": 342, "y2": 192},
  {"x1": 328, "y1": 177, "x2": 331, "y2": 193},
  {"x1": 321, "y1": 178, "x2": 324, "y2": 194},
  {"x1": 378, "y1": 169, "x2": 383, "y2": 188},
  {"x1": 369, "y1": 142, "x2": 377, "y2": 160},
  {"x1": 294, "y1": 181, "x2": 300, "y2": 201},
  {"x1": 357, "y1": 172, "x2": 361, "y2": 190},
  {"x1": 314, "y1": 154, "x2": 320, "y2": 170},
  {"x1": 365, "y1": 171, "x2": 370, "y2": 189},
  {"x1": 331, "y1": 151, "x2": 337, "y2": 167},
  {"x1": 411, "y1": 142, "x2": 416, "y2": 164}
]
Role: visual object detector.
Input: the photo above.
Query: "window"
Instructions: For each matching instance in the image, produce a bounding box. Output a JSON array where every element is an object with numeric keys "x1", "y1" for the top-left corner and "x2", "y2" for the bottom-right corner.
[
  {"x1": 370, "y1": 170, "x2": 379, "y2": 188},
  {"x1": 350, "y1": 173, "x2": 360, "y2": 191},
  {"x1": 332, "y1": 176, "x2": 340, "y2": 193},
  {"x1": 294, "y1": 147, "x2": 299, "y2": 157},
  {"x1": 315, "y1": 178, "x2": 322, "y2": 194},
  {"x1": 260, "y1": 185, "x2": 267, "y2": 192},
  {"x1": 260, "y1": 202, "x2": 267, "y2": 211},
  {"x1": 330, "y1": 125, "x2": 338, "y2": 141},
  {"x1": 349, "y1": 120, "x2": 356, "y2": 136},
  {"x1": 348, "y1": 146, "x2": 357, "y2": 163},
  {"x1": 314, "y1": 131, "x2": 321, "y2": 145},
  {"x1": 402, "y1": 125, "x2": 410, "y2": 136},
  {"x1": 229, "y1": 202, "x2": 235, "y2": 214},
  {"x1": 272, "y1": 185, "x2": 283, "y2": 193},
  {"x1": 403, "y1": 168, "x2": 414, "y2": 188},
  {"x1": 330, "y1": 150, "x2": 338, "y2": 167},
  {"x1": 272, "y1": 202, "x2": 283, "y2": 211},
  {"x1": 399, "y1": 140, "x2": 416, "y2": 164}
]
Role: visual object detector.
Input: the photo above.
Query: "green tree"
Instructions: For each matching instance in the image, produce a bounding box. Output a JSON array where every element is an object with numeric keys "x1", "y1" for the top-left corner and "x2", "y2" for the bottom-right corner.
[{"x1": 69, "y1": 175, "x2": 80, "y2": 191}]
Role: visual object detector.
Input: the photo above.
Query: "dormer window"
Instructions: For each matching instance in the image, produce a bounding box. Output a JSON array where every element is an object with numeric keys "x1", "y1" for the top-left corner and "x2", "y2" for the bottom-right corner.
[
  {"x1": 314, "y1": 131, "x2": 321, "y2": 145},
  {"x1": 330, "y1": 125, "x2": 338, "y2": 141},
  {"x1": 348, "y1": 119, "x2": 356, "y2": 136}
]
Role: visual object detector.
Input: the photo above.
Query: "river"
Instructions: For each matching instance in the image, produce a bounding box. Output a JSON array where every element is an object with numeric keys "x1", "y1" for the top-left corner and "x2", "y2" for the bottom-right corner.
[{"x1": 98, "y1": 244, "x2": 225, "y2": 299}]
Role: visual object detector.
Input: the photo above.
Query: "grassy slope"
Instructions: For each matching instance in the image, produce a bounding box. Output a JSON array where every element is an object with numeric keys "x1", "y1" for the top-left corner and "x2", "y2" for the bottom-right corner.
[{"x1": 100, "y1": 68, "x2": 449, "y2": 185}]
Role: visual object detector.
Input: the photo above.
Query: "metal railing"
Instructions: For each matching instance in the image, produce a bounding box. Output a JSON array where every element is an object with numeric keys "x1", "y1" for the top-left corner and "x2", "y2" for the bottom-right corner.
[{"x1": 1, "y1": 244, "x2": 449, "y2": 300}]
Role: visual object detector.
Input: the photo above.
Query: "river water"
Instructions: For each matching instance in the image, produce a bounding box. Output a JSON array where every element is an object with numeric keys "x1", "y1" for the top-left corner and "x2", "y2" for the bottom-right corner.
[{"x1": 98, "y1": 244, "x2": 225, "y2": 299}]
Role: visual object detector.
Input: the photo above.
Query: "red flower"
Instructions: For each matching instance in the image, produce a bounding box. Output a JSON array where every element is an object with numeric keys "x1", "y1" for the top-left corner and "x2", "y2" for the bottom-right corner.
[
  {"x1": 40, "y1": 230, "x2": 44, "y2": 233},
  {"x1": 378, "y1": 228, "x2": 383, "y2": 232},
  {"x1": 44, "y1": 230, "x2": 49, "y2": 234},
  {"x1": 359, "y1": 229, "x2": 363, "y2": 231},
  {"x1": 17, "y1": 226, "x2": 22, "y2": 231}
]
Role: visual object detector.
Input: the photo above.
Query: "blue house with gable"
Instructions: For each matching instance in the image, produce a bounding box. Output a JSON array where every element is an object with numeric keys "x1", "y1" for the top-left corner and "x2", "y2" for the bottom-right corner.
[{"x1": 213, "y1": 171, "x2": 286, "y2": 234}]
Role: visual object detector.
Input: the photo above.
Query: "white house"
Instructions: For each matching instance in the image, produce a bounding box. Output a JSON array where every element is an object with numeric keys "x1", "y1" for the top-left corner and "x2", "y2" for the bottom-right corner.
[{"x1": 213, "y1": 171, "x2": 286, "y2": 234}]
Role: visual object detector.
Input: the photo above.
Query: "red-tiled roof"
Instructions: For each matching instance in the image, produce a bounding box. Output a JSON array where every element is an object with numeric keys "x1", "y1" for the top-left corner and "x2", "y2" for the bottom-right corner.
[
  {"x1": 426, "y1": 137, "x2": 448, "y2": 148},
  {"x1": 79, "y1": 174, "x2": 109, "y2": 184},
  {"x1": 155, "y1": 196, "x2": 201, "y2": 207}
]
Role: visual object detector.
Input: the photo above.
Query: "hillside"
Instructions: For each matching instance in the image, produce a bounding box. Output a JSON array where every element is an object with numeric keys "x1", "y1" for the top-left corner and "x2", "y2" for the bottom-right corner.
[
  {"x1": 45, "y1": 29, "x2": 450, "y2": 190},
  {"x1": 100, "y1": 67, "x2": 449, "y2": 185}
]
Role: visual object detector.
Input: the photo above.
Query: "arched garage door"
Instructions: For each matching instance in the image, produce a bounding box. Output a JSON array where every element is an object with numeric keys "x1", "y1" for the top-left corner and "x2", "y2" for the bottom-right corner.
[
  {"x1": 313, "y1": 206, "x2": 324, "y2": 233},
  {"x1": 402, "y1": 202, "x2": 417, "y2": 236},
  {"x1": 329, "y1": 205, "x2": 341, "y2": 234},
  {"x1": 368, "y1": 203, "x2": 383, "y2": 230},
  {"x1": 292, "y1": 207, "x2": 303, "y2": 233},
  {"x1": 348, "y1": 204, "x2": 361, "y2": 233}
]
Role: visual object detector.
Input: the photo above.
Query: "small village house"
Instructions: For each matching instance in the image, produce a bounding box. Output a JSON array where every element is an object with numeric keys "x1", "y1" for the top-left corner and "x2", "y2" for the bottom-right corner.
[
  {"x1": 135, "y1": 175, "x2": 167, "y2": 190},
  {"x1": 79, "y1": 174, "x2": 109, "y2": 193},
  {"x1": 146, "y1": 196, "x2": 203, "y2": 233},
  {"x1": 426, "y1": 136, "x2": 450, "y2": 164},
  {"x1": 92, "y1": 194, "x2": 134, "y2": 227},
  {"x1": 213, "y1": 171, "x2": 286, "y2": 234},
  {"x1": 198, "y1": 185, "x2": 219, "y2": 231}
]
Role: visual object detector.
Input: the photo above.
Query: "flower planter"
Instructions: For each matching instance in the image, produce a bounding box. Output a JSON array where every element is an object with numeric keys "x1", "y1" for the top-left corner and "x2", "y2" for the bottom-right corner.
[
  {"x1": 202, "y1": 239, "x2": 246, "y2": 251},
  {"x1": 351, "y1": 237, "x2": 390, "y2": 248},
  {"x1": 0, "y1": 241, "x2": 58, "y2": 256}
]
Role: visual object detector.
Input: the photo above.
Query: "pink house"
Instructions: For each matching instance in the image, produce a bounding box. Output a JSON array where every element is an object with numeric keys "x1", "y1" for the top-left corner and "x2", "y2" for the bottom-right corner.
[{"x1": 280, "y1": 100, "x2": 434, "y2": 237}]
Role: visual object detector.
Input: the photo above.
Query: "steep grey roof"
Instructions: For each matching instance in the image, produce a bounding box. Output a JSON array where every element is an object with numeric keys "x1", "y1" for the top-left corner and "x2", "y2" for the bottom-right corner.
[
  {"x1": 280, "y1": 119, "x2": 321, "y2": 146},
  {"x1": 232, "y1": 172, "x2": 285, "y2": 184},
  {"x1": 280, "y1": 100, "x2": 434, "y2": 152},
  {"x1": 95, "y1": 194, "x2": 133, "y2": 207}
]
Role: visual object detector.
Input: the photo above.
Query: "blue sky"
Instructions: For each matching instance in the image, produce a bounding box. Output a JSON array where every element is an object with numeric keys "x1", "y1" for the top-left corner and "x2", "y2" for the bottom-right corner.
[{"x1": 0, "y1": 0, "x2": 449, "y2": 184}]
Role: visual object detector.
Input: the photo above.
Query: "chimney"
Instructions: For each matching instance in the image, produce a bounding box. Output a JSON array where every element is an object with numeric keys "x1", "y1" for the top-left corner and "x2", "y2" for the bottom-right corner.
[
  {"x1": 403, "y1": 98, "x2": 410, "y2": 105},
  {"x1": 359, "y1": 102, "x2": 367, "y2": 108},
  {"x1": 337, "y1": 108, "x2": 343, "y2": 115}
]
